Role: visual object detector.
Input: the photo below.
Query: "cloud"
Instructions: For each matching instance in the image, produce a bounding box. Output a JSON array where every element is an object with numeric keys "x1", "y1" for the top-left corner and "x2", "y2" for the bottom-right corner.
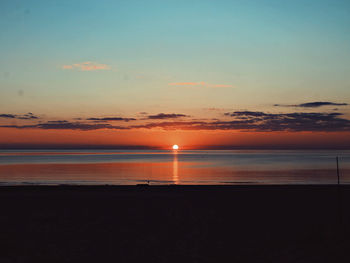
[
  {"x1": 168, "y1": 82, "x2": 232, "y2": 88},
  {"x1": 224, "y1": 111, "x2": 266, "y2": 117},
  {"x1": 86, "y1": 117, "x2": 136, "y2": 122},
  {"x1": 147, "y1": 113, "x2": 189, "y2": 119},
  {"x1": 2, "y1": 111, "x2": 350, "y2": 132},
  {"x1": 46, "y1": 120, "x2": 69, "y2": 124},
  {"x1": 274, "y1": 101, "x2": 348, "y2": 108},
  {"x1": 221, "y1": 111, "x2": 350, "y2": 132},
  {"x1": 62, "y1": 61, "x2": 111, "y2": 71},
  {"x1": 1, "y1": 121, "x2": 128, "y2": 131},
  {"x1": 205, "y1": 108, "x2": 225, "y2": 111},
  {"x1": 0, "y1": 113, "x2": 39, "y2": 120},
  {"x1": 17, "y1": 113, "x2": 39, "y2": 120},
  {"x1": 131, "y1": 121, "x2": 205, "y2": 130},
  {"x1": 0, "y1": 114, "x2": 16, "y2": 119},
  {"x1": 132, "y1": 111, "x2": 350, "y2": 132}
]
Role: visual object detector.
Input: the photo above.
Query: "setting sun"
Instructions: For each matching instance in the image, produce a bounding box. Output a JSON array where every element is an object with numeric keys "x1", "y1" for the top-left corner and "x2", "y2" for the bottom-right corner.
[{"x1": 172, "y1": 145, "x2": 179, "y2": 150}]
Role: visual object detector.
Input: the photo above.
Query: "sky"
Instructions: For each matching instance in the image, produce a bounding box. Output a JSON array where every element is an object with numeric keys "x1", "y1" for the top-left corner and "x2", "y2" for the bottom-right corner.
[{"x1": 0, "y1": 0, "x2": 350, "y2": 149}]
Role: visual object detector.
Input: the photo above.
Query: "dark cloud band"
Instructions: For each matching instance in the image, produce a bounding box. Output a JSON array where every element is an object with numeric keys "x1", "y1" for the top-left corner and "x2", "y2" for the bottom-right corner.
[
  {"x1": 0, "y1": 113, "x2": 39, "y2": 120},
  {"x1": 87, "y1": 117, "x2": 136, "y2": 122},
  {"x1": 274, "y1": 101, "x2": 348, "y2": 108},
  {"x1": 147, "y1": 113, "x2": 189, "y2": 119},
  {"x1": 2, "y1": 111, "x2": 350, "y2": 132}
]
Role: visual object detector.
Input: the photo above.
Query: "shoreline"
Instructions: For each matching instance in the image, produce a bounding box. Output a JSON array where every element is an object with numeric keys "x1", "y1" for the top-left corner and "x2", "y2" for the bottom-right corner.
[
  {"x1": 0, "y1": 182, "x2": 348, "y2": 187},
  {"x1": 0, "y1": 183, "x2": 348, "y2": 188}
]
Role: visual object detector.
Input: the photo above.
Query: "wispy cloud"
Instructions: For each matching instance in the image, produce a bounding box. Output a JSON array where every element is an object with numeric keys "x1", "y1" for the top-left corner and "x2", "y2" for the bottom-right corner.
[
  {"x1": 1, "y1": 121, "x2": 128, "y2": 131},
  {"x1": 204, "y1": 108, "x2": 227, "y2": 111},
  {"x1": 274, "y1": 101, "x2": 348, "y2": 108},
  {"x1": 86, "y1": 117, "x2": 136, "y2": 122},
  {"x1": 168, "y1": 82, "x2": 232, "y2": 88},
  {"x1": 147, "y1": 113, "x2": 189, "y2": 119},
  {"x1": 0, "y1": 114, "x2": 16, "y2": 119},
  {"x1": 0, "y1": 113, "x2": 39, "y2": 120},
  {"x1": 62, "y1": 61, "x2": 111, "y2": 71}
]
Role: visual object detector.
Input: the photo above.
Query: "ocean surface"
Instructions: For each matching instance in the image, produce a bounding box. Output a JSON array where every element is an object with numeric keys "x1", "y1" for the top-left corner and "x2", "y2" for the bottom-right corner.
[{"x1": 0, "y1": 149, "x2": 349, "y2": 185}]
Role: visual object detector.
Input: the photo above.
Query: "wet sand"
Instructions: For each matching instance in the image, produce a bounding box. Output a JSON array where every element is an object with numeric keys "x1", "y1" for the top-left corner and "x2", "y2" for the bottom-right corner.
[{"x1": 0, "y1": 185, "x2": 350, "y2": 262}]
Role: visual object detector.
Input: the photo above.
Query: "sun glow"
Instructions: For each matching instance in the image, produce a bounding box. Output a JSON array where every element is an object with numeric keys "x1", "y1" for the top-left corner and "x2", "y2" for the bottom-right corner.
[{"x1": 172, "y1": 144, "x2": 179, "y2": 150}]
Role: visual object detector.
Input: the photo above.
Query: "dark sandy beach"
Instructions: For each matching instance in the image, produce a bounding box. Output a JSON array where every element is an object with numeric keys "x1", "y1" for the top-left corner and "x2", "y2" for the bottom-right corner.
[{"x1": 1, "y1": 185, "x2": 350, "y2": 262}]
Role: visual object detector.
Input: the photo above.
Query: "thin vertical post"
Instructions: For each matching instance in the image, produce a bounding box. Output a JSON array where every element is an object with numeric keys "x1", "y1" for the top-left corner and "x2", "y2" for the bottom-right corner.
[
  {"x1": 336, "y1": 156, "x2": 343, "y2": 235},
  {"x1": 336, "y1": 156, "x2": 340, "y2": 185}
]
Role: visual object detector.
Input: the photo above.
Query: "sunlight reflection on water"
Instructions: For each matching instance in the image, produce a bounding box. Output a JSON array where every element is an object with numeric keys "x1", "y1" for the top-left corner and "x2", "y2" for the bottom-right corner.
[{"x1": 0, "y1": 150, "x2": 349, "y2": 185}]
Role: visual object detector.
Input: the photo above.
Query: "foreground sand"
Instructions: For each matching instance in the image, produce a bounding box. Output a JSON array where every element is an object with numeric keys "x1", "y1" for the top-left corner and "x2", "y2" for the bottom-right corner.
[{"x1": 0, "y1": 185, "x2": 350, "y2": 262}]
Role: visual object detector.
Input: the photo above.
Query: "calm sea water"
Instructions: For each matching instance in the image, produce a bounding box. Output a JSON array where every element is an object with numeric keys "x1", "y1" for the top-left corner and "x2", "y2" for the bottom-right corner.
[{"x1": 0, "y1": 150, "x2": 349, "y2": 185}]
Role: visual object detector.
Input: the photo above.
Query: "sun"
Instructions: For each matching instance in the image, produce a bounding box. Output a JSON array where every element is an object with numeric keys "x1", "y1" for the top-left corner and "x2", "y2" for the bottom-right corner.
[{"x1": 172, "y1": 144, "x2": 179, "y2": 150}]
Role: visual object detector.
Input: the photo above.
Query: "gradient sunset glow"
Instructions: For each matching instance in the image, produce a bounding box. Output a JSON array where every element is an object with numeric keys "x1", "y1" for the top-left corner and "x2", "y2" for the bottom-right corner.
[{"x1": 0, "y1": 0, "x2": 350, "y2": 149}]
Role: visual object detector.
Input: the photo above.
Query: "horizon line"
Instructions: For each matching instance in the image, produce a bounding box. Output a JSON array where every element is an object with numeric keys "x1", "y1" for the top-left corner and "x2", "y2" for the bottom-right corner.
[{"x1": 1, "y1": 144, "x2": 350, "y2": 150}]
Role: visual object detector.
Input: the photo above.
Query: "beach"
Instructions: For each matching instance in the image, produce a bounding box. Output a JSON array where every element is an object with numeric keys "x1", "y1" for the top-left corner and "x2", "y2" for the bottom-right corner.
[{"x1": 1, "y1": 185, "x2": 350, "y2": 262}]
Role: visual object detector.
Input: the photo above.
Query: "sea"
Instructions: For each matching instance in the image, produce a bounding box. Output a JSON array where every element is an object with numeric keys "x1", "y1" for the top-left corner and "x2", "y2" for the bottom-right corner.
[{"x1": 0, "y1": 149, "x2": 349, "y2": 185}]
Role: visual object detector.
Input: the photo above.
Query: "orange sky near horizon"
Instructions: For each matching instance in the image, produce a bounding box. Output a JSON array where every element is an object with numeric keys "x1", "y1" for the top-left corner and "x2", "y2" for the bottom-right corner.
[{"x1": 1, "y1": 128, "x2": 350, "y2": 149}]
